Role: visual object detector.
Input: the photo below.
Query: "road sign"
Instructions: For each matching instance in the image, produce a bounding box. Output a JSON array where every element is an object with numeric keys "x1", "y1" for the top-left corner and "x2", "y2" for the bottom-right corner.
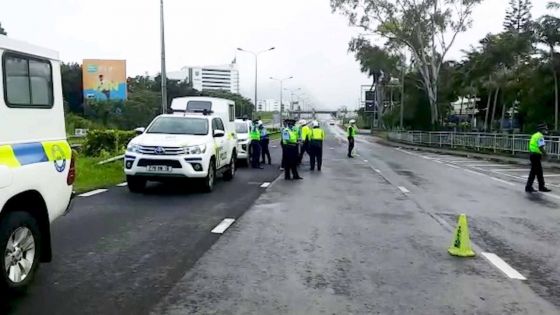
[{"x1": 365, "y1": 90, "x2": 376, "y2": 112}]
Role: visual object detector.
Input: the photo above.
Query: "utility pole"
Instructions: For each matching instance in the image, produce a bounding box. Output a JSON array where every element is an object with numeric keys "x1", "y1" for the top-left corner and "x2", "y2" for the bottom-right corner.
[
  {"x1": 400, "y1": 68, "x2": 405, "y2": 130},
  {"x1": 270, "y1": 76, "x2": 293, "y2": 119},
  {"x1": 237, "y1": 47, "x2": 275, "y2": 118},
  {"x1": 160, "y1": 0, "x2": 167, "y2": 114}
]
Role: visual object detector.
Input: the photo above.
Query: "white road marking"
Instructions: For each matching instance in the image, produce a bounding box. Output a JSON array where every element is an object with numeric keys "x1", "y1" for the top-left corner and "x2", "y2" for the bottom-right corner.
[
  {"x1": 490, "y1": 168, "x2": 529, "y2": 172},
  {"x1": 117, "y1": 182, "x2": 128, "y2": 187},
  {"x1": 364, "y1": 160, "x2": 368, "y2": 162},
  {"x1": 260, "y1": 182, "x2": 271, "y2": 188},
  {"x1": 330, "y1": 147, "x2": 335, "y2": 150},
  {"x1": 78, "y1": 189, "x2": 108, "y2": 197},
  {"x1": 398, "y1": 186, "x2": 410, "y2": 193},
  {"x1": 211, "y1": 218, "x2": 236, "y2": 234},
  {"x1": 271, "y1": 145, "x2": 277, "y2": 148},
  {"x1": 463, "y1": 169, "x2": 515, "y2": 186},
  {"x1": 445, "y1": 164, "x2": 460, "y2": 169},
  {"x1": 467, "y1": 164, "x2": 512, "y2": 167},
  {"x1": 481, "y1": 252, "x2": 527, "y2": 280},
  {"x1": 434, "y1": 160, "x2": 444, "y2": 164}
]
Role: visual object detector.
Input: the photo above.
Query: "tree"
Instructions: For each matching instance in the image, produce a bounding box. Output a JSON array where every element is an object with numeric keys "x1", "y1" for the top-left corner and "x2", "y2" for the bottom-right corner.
[
  {"x1": 200, "y1": 90, "x2": 255, "y2": 118},
  {"x1": 0, "y1": 22, "x2": 6, "y2": 36},
  {"x1": 331, "y1": 0, "x2": 482, "y2": 125},
  {"x1": 504, "y1": 0, "x2": 533, "y2": 33},
  {"x1": 61, "y1": 63, "x2": 84, "y2": 112}
]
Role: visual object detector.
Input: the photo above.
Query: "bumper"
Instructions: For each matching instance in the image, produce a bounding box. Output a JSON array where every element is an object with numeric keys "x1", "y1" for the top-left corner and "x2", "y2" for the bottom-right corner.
[
  {"x1": 237, "y1": 141, "x2": 250, "y2": 159},
  {"x1": 124, "y1": 153, "x2": 210, "y2": 179},
  {"x1": 63, "y1": 191, "x2": 76, "y2": 216}
]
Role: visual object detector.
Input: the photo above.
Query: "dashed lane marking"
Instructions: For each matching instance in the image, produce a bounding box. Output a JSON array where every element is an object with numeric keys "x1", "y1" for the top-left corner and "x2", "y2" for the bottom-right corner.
[
  {"x1": 463, "y1": 169, "x2": 515, "y2": 186},
  {"x1": 398, "y1": 186, "x2": 410, "y2": 193},
  {"x1": 211, "y1": 218, "x2": 236, "y2": 234},
  {"x1": 445, "y1": 164, "x2": 460, "y2": 169},
  {"x1": 79, "y1": 189, "x2": 108, "y2": 197},
  {"x1": 490, "y1": 168, "x2": 529, "y2": 172},
  {"x1": 117, "y1": 182, "x2": 128, "y2": 187},
  {"x1": 364, "y1": 160, "x2": 368, "y2": 162},
  {"x1": 481, "y1": 252, "x2": 527, "y2": 280},
  {"x1": 260, "y1": 182, "x2": 271, "y2": 188}
]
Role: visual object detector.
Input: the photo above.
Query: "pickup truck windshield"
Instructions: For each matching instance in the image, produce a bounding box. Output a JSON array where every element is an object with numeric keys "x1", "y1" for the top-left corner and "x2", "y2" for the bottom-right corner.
[
  {"x1": 147, "y1": 117, "x2": 209, "y2": 135},
  {"x1": 235, "y1": 122, "x2": 248, "y2": 133}
]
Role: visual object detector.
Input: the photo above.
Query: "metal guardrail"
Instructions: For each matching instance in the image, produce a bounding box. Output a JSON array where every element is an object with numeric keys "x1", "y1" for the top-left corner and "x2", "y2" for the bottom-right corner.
[{"x1": 387, "y1": 131, "x2": 560, "y2": 160}]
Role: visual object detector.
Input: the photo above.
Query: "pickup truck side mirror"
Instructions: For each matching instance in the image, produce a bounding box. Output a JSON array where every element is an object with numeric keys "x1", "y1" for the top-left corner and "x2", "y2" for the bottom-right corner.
[
  {"x1": 213, "y1": 130, "x2": 225, "y2": 138},
  {"x1": 134, "y1": 127, "x2": 146, "y2": 135}
]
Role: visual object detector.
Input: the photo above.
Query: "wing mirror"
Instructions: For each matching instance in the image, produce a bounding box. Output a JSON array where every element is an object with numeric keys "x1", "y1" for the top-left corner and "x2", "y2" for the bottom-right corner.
[
  {"x1": 134, "y1": 127, "x2": 146, "y2": 135},
  {"x1": 213, "y1": 130, "x2": 225, "y2": 138}
]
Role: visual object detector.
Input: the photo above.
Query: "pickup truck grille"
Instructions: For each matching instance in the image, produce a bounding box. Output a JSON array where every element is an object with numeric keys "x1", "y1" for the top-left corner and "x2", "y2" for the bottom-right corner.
[
  {"x1": 137, "y1": 159, "x2": 183, "y2": 168},
  {"x1": 137, "y1": 145, "x2": 186, "y2": 155}
]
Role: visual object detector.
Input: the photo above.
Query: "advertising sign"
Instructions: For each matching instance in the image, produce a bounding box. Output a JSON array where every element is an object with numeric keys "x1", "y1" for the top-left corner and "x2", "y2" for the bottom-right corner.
[{"x1": 82, "y1": 59, "x2": 127, "y2": 101}]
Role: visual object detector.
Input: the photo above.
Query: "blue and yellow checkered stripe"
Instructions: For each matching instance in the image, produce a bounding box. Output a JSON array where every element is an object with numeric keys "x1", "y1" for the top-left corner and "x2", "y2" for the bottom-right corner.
[{"x1": 0, "y1": 141, "x2": 71, "y2": 168}]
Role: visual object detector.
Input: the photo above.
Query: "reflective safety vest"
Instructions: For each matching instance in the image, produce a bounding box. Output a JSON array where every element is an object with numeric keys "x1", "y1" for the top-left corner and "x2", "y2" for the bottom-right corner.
[
  {"x1": 282, "y1": 127, "x2": 298, "y2": 145},
  {"x1": 529, "y1": 132, "x2": 544, "y2": 154},
  {"x1": 249, "y1": 127, "x2": 261, "y2": 141},
  {"x1": 310, "y1": 128, "x2": 325, "y2": 141},
  {"x1": 301, "y1": 125, "x2": 311, "y2": 141},
  {"x1": 347, "y1": 126, "x2": 357, "y2": 137}
]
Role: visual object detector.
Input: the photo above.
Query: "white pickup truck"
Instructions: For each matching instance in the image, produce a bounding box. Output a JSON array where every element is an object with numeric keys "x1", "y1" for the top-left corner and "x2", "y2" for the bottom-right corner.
[{"x1": 124, "y1": 97, "x2": 238, "y2": 192}]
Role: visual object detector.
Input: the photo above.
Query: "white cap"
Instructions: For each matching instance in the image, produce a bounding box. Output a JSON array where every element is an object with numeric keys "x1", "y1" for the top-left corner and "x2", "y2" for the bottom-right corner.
[
  {"x1": 258, "y1": 120, "x2": 263, "y2": 126},
  {"x1": 349, "y1": 119, "x2": 356, "y2": 124},
  {"x1": 312, "y1": 121, "x2": 319, "y2": 127},
  {"x1": 299, "y1": 119, "x2": 307, "y2": 125}
]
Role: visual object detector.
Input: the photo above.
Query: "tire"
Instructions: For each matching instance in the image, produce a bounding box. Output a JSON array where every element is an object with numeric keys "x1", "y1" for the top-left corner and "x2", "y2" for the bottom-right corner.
[
  {"x1": 127, "y1": 175, "x2": 146, "y2": 193},
  {"x1": 202, "y1": 160, "x2": 216, "y2": 193},
  {"x1": 223, "y1": 153, "x2": 236, "y2": 181},
  {"x1": 0, "y1": 211, "x2": 42, "y2": 291}
]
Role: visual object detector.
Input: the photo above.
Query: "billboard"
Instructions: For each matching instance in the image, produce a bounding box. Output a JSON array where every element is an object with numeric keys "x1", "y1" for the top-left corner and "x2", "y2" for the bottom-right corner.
[{"x1": 82, "y1": 59, "x2": 127, "y2": 101}]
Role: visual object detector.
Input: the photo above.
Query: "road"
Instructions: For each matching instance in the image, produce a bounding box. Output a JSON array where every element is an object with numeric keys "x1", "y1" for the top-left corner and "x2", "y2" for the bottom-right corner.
[{"x1": 5, "y1": 124, "x2": 560, "y2": 314}]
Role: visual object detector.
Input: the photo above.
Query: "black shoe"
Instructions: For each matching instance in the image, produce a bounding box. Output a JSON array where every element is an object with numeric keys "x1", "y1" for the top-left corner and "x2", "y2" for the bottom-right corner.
[
  {"x1": 258, "y1": 166, "x2": 264, "y2": 169},
  {"x1": 525, "y1": 187, "x2": 536, "y2": 193},
  {"x1": 539, "y1": 187, "x2": 552, "y2": 192},
  {"x1": 348, "y1": 155, "x2": 353, "y2": 158},
  {"x1": 285, "y1": 177, "x2": 291, "y2": 180},
  {"x1": 318, "y1": 168, "x2": 321, "y2": 172},
  {"x1": 294, "y1": 177, "x2": 304, "y2": 180},
  {"x1": 310, "y1": 168, "x2": 314, "y2": 171}
]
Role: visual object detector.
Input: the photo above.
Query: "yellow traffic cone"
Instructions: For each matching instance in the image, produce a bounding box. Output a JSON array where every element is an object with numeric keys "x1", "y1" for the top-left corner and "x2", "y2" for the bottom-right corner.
[{"x1": 448, "y1": 214, "x2": 475, "y2": 257}]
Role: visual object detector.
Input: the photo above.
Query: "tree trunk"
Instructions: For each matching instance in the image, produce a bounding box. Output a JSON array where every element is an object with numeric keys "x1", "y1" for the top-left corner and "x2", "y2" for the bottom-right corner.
[
  {"x1": 500, "y1": 98, "x2": 507, "y2": 132},
  {"x1": 490, "y1": 87, "x2": 500, "y2": 132},
  {"x1": 484, "y1": 88, "x2": 492, "y2": 131},
  {"x1": 472, "y1": 93, "x2": 478, "y2": 130}
]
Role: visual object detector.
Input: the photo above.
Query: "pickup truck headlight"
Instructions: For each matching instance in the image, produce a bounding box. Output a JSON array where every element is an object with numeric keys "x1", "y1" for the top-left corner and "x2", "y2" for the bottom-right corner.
[
  {"x1": 185, "y1": 144, "x2": 206, "y2": 155},
  {"x1": 127, "y1": 143, "x2": 140, "y2": 153}
]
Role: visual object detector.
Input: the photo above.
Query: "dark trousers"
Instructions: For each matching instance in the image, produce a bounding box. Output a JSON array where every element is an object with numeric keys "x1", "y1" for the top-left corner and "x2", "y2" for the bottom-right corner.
[
  {"x1": 526, "y1": 153, "x2": 545, "y2": 189},
  {"x1": 250, "y1": 141, "x2": 261, "y2": 168},
  {"x1": 348, "y1": 137, "x2": 355, "y2": 156},
  {"x1": 284, "y1": 145, "x2": 300, "y2": 179},
  {"x1": 280, "y1": 142, "x2": 285, "y2": 169},
  {"x1": 299, "y1": 140, "x2": 309, "y2": 164},
  {"x1": 309, "y1": 141, "x2": 323, "y2": 171},
  {"x1": 261, "y1": 138, "x2": 271, "y2": 164}
]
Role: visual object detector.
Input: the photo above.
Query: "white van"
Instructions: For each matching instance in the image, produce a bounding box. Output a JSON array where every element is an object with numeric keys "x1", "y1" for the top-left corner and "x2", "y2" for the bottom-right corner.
[
  {"x1": 0, "y1": 36, "x2": 75, "y2": 290},
  {"x1": 125, "y1": 97, "x2": 238, "y2": 192}
]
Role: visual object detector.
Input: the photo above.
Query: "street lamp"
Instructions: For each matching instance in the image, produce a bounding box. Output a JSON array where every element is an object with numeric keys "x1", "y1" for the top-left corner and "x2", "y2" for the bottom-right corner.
[
  {"x1": 270, "y1": 76, "x2": 293, "y2": 118},
  {"x1": 284, "y1": 88, "x2": 302, "y2": 111},
  {"x1": 160, "y1": 0, "x2": 167, "y2": 114},
  {"x1": 237, "y1": 47, "x2": 275, "y2": 116}
]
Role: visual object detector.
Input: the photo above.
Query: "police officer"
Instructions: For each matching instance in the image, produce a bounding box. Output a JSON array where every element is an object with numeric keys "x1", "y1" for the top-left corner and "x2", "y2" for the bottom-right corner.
[
  {"x1": 249, "y1": 120, "x2": 263, "y2": 169},
  {"x1": 526, "y1": 123, "x2": 551, "y2": 193},
  {"x1": 309, "y1": 120, "x2": 325, "y2": 171},
  {"x1": 347, "y1": 119, "x2": 357, "y2": 158},
  {"x1": 282, "y1": 119, "x2": 303, "y2": 180},
  {"x1": 298, "y1": 120, "x2": 310, "y2": 164},
  {"x1": 259, "y1": 123, "x2": 271, "y2": 165}
]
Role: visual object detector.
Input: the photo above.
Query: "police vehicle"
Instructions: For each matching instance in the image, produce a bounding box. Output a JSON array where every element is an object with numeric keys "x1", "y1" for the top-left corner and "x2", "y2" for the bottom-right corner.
[
  {"x1": 234, "y1": 118, "x2": 253, "y2": 165},
  {"x1": 0, "y1": 36, "x2": 75, "y2": 290},
  {"x1": 125, "y1": 97, "x2": 238, "y2": 192}
]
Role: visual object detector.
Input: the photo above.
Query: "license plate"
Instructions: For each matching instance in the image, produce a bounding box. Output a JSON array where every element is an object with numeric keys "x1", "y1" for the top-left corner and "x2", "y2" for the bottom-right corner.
[{"x1": 147, "y1": 165, "x2": 172, "y2": 172}]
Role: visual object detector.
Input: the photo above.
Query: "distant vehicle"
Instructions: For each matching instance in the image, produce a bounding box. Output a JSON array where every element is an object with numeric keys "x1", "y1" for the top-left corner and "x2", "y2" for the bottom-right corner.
[
  {"x1": 0, "y1": 36, "x2": 75, "y2": 290},
  {"x1": 329, "y1": 120, "x2": 336, "y2": 126},
  {"x1": 234, "y1": 119, "x2": 253, "y2": 165},
  {"x1": 125, "y1": 97, "x2": 238, "y2": 193}
]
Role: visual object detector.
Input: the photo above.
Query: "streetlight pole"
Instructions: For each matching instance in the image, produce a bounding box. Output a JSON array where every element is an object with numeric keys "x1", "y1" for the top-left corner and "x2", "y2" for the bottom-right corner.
[
  {"x1": 271, "y1": 76, "x2": 293, "y2": 119},
  {"x1": 160, "y1": 0, "x2": 167, "y2": 114},
  {"x1": 237, "y1": 47, "x2": 275, "y2": 116}
]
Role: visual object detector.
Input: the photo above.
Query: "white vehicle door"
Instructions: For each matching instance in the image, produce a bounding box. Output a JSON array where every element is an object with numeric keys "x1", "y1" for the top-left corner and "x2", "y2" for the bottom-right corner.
[{"x1": 212, "y1": 118, "x2": 228, "y2": 168}]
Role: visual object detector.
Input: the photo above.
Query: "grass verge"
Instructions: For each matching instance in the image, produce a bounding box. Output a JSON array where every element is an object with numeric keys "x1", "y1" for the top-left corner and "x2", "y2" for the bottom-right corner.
[{"x1": 75, "y1": 156, "x2": 124, "y2": 193}]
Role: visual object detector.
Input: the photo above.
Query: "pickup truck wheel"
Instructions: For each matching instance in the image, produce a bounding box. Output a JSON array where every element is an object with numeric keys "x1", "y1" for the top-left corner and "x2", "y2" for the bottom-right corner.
[
  {"x1": 223, "y1": 153, "x2": 236, "y2": 181},
  {"x1": 203, "y1": 161, "x2": 216, "y2": 192},
  {"x1": 127, "y1": 176, "x2": 146, "y2": 193},
  {"x1": 0, "y1": 212, "x2": 41, "y2": 291}
]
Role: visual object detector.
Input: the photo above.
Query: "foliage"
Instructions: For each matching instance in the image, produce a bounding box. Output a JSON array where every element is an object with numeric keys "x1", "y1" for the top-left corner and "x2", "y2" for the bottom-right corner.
[
  {"x1": 61, "y1": 63, "x2": 84, "y2": 113},
  {"x1": 82, "y1": 129, "x2": 136, "y2": 157},
  {"x1": 65, "y1": 113, "x2": 103, "y2": 133},
  {"x1": 504, "y1": 0, "x2": 533, "y2": 33},
  {"x1": 74, "y1": 156, "x2": 124, "y2": 193}
]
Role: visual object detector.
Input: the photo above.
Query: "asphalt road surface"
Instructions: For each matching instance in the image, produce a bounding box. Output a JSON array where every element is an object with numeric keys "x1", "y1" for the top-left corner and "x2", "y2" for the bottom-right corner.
[{"x1": 6, "y1": 124, "x2": 560, "y2": 314}]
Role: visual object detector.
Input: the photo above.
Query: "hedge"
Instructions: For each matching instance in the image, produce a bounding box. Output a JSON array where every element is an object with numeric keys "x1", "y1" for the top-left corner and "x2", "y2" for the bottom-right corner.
[{"x1": 82, "y1": 129, "x2": 136, "y2": 157}]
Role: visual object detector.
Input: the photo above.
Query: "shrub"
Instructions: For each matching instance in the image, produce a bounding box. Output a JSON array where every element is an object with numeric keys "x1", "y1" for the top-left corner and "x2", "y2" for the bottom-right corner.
[{"x1": 82, "y1": 129, "x2": 136, "y2": 157}]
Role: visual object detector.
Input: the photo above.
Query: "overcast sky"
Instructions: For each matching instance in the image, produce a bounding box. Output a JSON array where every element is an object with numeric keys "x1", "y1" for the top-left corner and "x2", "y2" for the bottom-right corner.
[{"x1": 0, "y1": 0, "x2": 549, "y2": 110}]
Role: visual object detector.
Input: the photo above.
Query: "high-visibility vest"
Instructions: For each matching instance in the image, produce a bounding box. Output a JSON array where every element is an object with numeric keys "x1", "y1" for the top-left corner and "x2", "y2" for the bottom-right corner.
[
  {"x1": 249, "y1": 127, "x2": 261, "y2": 141},
  {"x1": 301, "y1": 125, "x2": 311, "y2": 141},
  {"x1": 529, "y1": 132, "x2": 544, "y2": 154},
  {"x1": 311, "y1": 128, "x2": 325, "y2": 141},
  {"x1": 347, "y1": 126, "x2": 357, "y2": 137},
  {"x1": 282, "y1": 127, "x2": 298, "y2": 145}
]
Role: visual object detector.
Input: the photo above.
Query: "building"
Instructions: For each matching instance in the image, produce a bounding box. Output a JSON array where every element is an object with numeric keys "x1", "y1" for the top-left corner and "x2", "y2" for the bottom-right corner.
[
  {"x1": 167, "y1": 61, "x2": 239, "y2": 94},
  {"x1": 257, "y1": 99, "x2": 280, "y2": 112}
]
